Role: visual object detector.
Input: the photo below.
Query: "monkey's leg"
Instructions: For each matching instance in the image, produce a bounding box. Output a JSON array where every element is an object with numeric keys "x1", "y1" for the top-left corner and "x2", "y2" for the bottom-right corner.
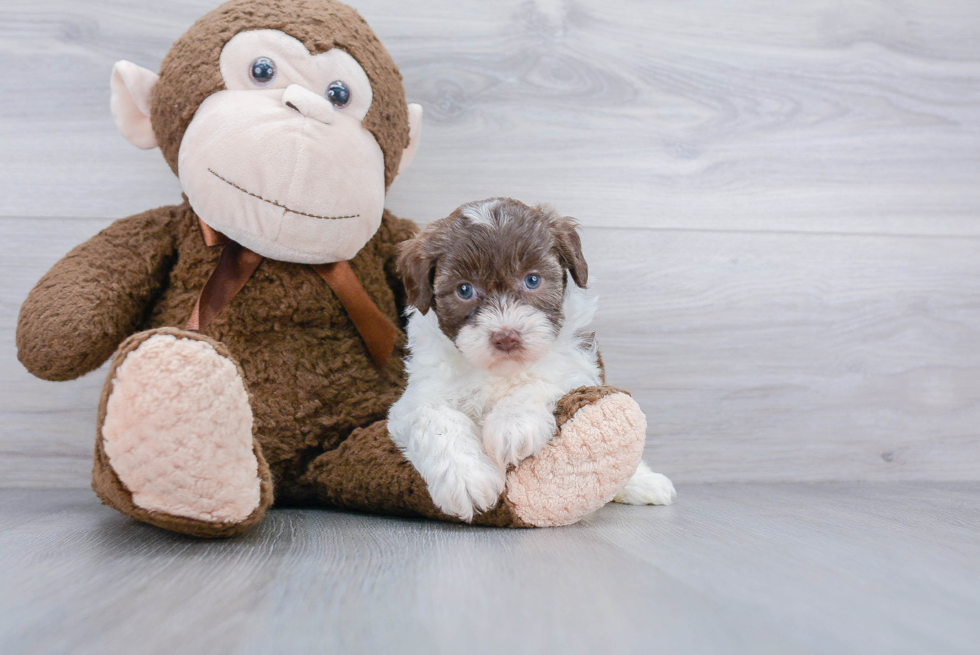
[
  {"x1": 92, "y1": 328, "x2": 273, "y2": 538},
  {"x1": 498, "y1": 386, "x2": 649, "y2": 526},
  {"x1": 299, "y1": 386, "x2": 646, "y2": 528}
]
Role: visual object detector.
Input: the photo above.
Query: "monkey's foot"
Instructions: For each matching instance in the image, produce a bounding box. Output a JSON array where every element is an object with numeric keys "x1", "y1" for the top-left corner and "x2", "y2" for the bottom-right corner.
[
  {"x1": 93, "y1": 328, "x2": 273, "y2": 538},
  {"x1": 501, "y1": 386, "x2": 647, "y2": 527}
]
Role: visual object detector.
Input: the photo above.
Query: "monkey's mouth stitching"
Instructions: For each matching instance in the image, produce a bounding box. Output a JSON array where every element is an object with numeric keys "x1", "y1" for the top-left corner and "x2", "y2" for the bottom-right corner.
[{"x1": 208, "y1": 169, "x2": 359, "y2": 221}]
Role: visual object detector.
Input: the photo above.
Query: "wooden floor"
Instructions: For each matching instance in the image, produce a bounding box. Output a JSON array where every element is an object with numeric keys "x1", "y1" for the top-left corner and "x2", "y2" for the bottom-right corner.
[{"x1": 1, "y1": 483, "x2": 978, "y2": 654}]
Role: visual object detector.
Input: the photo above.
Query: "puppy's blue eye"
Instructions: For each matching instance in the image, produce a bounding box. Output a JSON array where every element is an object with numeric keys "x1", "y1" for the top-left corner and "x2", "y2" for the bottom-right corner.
[
  {"x1": 249, "y1": 57, "x2": 277, "y2": 85},
  {"x1": 326, "y1": 80, "x2": 351, "y2": 107},
  {"x1": 457, "y1": 283, "x2": 475, "y2": 300},
  {"x1": 524, "y1": 274, "x2": 541, "y2": 290}
]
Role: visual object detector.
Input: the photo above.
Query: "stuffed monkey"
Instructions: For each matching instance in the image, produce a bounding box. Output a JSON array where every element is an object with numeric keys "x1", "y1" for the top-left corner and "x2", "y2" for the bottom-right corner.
[{"x1": 16, "y1": 0, "x2": 646, "y2": 537}]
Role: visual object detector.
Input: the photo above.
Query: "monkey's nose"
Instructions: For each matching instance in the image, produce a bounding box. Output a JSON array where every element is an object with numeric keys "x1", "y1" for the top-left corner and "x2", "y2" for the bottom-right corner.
[
  {"x1": 490, "y1": 329, "x2": 522, "y2": 354},
  {"x1": 281, "y1": 84, "x2": 334, "y2": 125}
]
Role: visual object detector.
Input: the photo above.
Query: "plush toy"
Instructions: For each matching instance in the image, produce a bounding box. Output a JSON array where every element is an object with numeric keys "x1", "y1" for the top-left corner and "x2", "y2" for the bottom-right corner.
[{"x1": 16, "y1": 0, "x2": 647, "y2": 537}]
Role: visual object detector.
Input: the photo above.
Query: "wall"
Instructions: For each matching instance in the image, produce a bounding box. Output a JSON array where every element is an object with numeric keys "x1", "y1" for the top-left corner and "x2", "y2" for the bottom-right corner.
[{"x1": 2, "y1": 0, "x2": 978, "y2": 486}]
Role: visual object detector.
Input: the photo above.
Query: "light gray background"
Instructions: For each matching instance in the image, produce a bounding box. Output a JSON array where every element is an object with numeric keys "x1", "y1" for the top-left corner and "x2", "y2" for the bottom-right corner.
[
  {"x1": 3, "y1": 0, "x2": 980, "y2": 486},
  {"x1": 1, "y1": 1, "x2": 978, "y2": 653}
]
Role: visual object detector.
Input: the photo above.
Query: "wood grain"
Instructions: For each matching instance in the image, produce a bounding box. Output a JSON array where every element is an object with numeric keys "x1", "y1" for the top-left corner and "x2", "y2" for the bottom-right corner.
[
  {"x1": 0, "y1": 0, "x2": 978, "y2": 234},
  {"x1": 1, "y1": 0, "x2": 979, "y2": 486},
  {"x1": 1, "y1": 484, "x2": 978, "y2": 654},
  {"x1": 592, "y1": 227, "x2": 980, "y2": 481}
]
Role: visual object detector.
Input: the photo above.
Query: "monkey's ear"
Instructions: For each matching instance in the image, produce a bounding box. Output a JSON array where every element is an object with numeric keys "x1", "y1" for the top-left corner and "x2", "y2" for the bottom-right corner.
[
  {"x1": 110, "y1": 60, "x2": 159, "y2": 150},
  {"x1": 396, "y1": 103, "x2": 423, "y2": 176},
  {"x1": 395, "y1": 232, "x2": 437, "y2": 314},
  {"x1": 550, "y1": 214, "x2": 589, "y2": 288}
]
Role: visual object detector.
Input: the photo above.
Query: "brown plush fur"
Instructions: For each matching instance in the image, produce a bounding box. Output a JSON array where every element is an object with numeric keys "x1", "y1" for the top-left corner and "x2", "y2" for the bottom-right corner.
[
  {"x1": 152, "y1": 0, "x2": 410, "y2": 187},
  {"x1": 553, "y1": 385, "x2": 626, "y2": 426},
  {"x1": 16, "y1": 207, "x2": 179, "y2": 382}
]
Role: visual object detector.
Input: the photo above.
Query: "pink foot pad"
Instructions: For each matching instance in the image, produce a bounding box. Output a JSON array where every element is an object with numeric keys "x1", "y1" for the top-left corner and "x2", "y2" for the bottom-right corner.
[
  {"x1": 101, "y1": 334, "x2": 261, "y2": 524},
  {"x1": 505, "y1": 392, "x2": 646, "y2": 527}
]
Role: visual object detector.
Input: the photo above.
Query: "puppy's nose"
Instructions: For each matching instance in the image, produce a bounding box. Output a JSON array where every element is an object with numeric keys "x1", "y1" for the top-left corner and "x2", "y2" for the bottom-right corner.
[{"x1": 490, "y1": 329, "x2": 522, "y2": 353}]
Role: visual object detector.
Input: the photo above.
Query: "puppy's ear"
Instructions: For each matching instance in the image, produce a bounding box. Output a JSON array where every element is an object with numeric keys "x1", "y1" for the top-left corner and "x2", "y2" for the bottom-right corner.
[
  {"x1": 396, "y1": 235, "x2": 437, "y2": 314},
  {"x1": 550, "y1": 214, "x2": 589, "y2": 288}
]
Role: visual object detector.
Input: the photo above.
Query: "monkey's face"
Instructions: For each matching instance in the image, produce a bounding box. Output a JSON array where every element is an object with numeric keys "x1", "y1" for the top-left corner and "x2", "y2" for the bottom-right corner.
[
  {"x1": 176, "y1": 30, "x2": 385, "y2": 263},
  {"x1": 110, "y1": 23, "x2": 422, "y2": 265}
]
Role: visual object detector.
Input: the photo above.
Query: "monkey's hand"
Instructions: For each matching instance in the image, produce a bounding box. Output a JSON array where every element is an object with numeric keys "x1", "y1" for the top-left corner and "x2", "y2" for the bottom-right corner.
[{"x1": 17, "y1": 207, "x2": 178, "y2": 381}]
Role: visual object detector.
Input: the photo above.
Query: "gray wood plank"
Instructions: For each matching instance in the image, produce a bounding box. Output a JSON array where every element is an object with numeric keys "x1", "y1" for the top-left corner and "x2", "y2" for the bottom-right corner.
[
  {"x1": 593, "y1": 228, "x2": 980, "y2": 482},
  {"x1": 1, "y1": 0, "x2": 978, "y2": 235},
  {"x1": 2, "y1": 217, "x2": 978, "y2": 486},
  {"x1": 1, "y1": 483, "x2": 977, "y2": 654}
]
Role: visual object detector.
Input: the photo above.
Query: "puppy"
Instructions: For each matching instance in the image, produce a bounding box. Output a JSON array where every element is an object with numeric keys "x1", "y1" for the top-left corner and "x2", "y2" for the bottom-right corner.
[{"x1": 389, "y1": 198, "x2": 675, "y2": 521}]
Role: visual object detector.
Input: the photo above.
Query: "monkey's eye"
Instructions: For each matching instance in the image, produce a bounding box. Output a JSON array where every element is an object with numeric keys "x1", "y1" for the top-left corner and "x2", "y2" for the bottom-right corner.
[
  {"x1": 524, "y1": 274, "x2": 542, "y2": 290},
  {"x1": 326, "y1": 80, "x2": 351, "y2": 108},
  {"x1": 457, "y1": 283, "x2": 475, "y2": 300},
  {"x1": 249, "y1": 57, "x2": 277, "y2": 85}
]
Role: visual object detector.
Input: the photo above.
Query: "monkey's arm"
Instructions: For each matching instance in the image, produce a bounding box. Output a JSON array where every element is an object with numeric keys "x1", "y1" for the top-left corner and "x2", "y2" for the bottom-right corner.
[{"x1": 17, "y1": 206, "x2": 179, "y2": 381}]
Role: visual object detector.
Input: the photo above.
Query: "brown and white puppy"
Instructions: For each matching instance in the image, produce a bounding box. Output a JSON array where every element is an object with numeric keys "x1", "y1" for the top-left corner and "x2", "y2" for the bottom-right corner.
[{"x1": 388, "y1": 198, "x2": 675, "y2": 521}]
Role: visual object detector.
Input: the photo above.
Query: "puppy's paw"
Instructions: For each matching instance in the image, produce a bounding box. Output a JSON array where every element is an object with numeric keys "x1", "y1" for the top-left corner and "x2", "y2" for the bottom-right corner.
[
  {"x1": 482, "y1": 405, "x2": 557, "y2": 468},
  {"x1": 394, "y1": 405, "x2": 507, "y2": 522},
  {"x1": 613, "y1": 462, "x2": 676, "y2": 506},
  {"x1": 427, "y1": 454, "x2": 506, "y2": 522}
]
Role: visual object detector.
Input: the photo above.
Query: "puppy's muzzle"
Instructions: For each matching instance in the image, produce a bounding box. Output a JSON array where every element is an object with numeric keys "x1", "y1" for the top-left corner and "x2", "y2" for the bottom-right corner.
[{"x1": 490, "y1": 329, "x2": 522, "y2": 354}]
